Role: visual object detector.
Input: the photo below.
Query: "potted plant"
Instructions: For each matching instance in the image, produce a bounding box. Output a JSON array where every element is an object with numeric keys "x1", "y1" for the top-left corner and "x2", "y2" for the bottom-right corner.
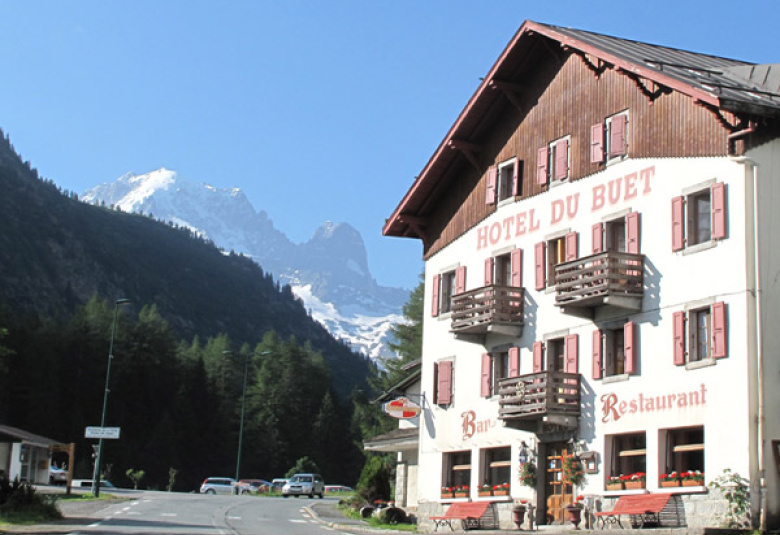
[
  {"x1": 519, "y1": 461, "x2": 537, "y2": 488},
  {"x1": 660, "y1": 471, "x2": 681, "y2": 488},
  {"x1": 492, "y1": 482, "x2": 510, "y2": 496},
  {"x1": 606, "y1": 475, "x2": 624, "y2": 491},
  {"x1": 513, "y1": 499, "x2": 529, "y2": 529},
  {"x1": 562, "y1": 455, "x2": 585, "y2": 487},
  {"x1": 622, "y1": 472, "x2": 646, "y2": 490},
  {"x1": 478, "y1": 483, "x2": 492, "y2": 497},
  {"x1": 682, "y1": 470, "x2": 704, "y2": 487},
  {"x1": 454, "y1": 484, "x2": 469, "y2": 498},
  {"x1": 441, "y1": 486, "x2": 454, "y2": 499},
  {"x1": 566, "y1": 495, "x2": 585, "y2": 529}
]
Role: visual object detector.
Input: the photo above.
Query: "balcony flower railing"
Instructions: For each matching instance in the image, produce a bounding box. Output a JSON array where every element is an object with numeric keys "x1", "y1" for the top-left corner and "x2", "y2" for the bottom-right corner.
[
  {"x1": 554, "y1": 251, "x2": 644, "y2": 308},
  {"x1": 497, "y1": 371, "x2": 580, "y2": 421},
  {"x1": 450, "y1": 284, "x2": 523, "y2": 335}
]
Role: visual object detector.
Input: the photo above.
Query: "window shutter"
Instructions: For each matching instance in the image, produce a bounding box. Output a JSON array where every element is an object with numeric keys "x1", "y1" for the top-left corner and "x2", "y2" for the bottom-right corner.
[
  {"x1": 509, "y1": 347, "x2": 520, "y2": 377},
  {"x1": 485, "y1": 167, "x2": 497, "y2": 205},
  {"x1": 511, "y1": 248, "x2": 523, "y2": 288},
  {"x1": 626, "y1": 212, "x2": 640, "y2": 254},
  {"x1": 609, "y1": 114, "x2": 627, "y2": 157},
  {"x1": 484, "y1": 257, "x2": 494, "y2": 287},
  {"x1": 565, "y1": 334, "x2": 579, "y2": 373},
  {"x1": 437, "y1": 361, "x2": 452, "y2": 405},
  {"x1": 624, "y1": 321, "x2": 636, "y2": 374},
  {"x1": 536, "y1": 147, "x2": 549, "y2": 185},
  {"x1": 565, "y1": 232, "x2": 578, "y2": 262},
  {"x1": 455, "y1": 266, "x2": 466, "y2": 295},
  {"x1": 511, "y1": 161, "x2": 520, "y2": 197},
  {"x1": 592, "y1": 329, "x2": 603, "y2": 379},
  {"x1": 671, "y1": 196, "x2": 685, "y2": 251},
  {"x1": 711, "y1": 182, "x2": 726, "y2": 240},
  {"x1": 591, "y1": 123, "x2": 605, "y2": 163},
  {"x1": 534, "y1": 242, "x2": 546, "y2": 290},
  {"x1": 592, "y1": 223, "x2": 604, "y2": 254},
  {"x1": 554, "y1": 139, "x2": 569, "y2": 181},
  {"x1": 712, "y1": 302, "x2": 727, "y2": 358},
  {"x1": 481, "y1": 353, "x2": 491, "y2": 397},
  {"x1": 532, "y1": 342, "x2": 544, "y2": 373},
  {"x1": 673, "y1": 311, "x2": 686, "y2": 365},
  {"x1": 431, "y1": 274, "x2": 440, "y2": 317}
]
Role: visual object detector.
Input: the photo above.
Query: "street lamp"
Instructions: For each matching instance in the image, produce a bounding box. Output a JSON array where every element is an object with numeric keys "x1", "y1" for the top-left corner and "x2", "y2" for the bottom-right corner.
[
  {"x1": 226, "y1": 349, "x2": 270, "y2": 485},
  {"x1": 92, "y1": 298, "x2": 131, "y2": 497}
]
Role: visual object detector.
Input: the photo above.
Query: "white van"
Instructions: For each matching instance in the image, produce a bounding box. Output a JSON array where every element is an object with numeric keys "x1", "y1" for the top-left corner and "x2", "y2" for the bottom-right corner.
[{"x1": 282, "y1": 473, "x2": 324, "y2": 498}]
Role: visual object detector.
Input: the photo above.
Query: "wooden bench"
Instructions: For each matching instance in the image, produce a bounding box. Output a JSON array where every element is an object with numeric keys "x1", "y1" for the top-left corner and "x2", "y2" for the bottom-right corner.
[
  {"x1": 594, "y1": 493, "x2": 673, "y2": 529},
  {"x1": 430, "y1": 501, "x2": 495, "y2": 531}
]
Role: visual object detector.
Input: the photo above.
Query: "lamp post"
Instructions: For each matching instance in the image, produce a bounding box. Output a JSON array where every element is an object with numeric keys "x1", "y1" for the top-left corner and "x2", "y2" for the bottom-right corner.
[{"x1": 91, "y1": 298, "x2": 131, "y2": 497}]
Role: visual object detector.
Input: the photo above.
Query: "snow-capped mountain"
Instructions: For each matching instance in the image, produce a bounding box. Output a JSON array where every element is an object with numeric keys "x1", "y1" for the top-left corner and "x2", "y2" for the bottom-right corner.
[{"x1": 82, "y1": 168, "x2": 408, "y2": 361}]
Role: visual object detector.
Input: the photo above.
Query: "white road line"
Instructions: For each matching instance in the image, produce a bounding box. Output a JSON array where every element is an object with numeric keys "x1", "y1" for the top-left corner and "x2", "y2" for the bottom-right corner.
[
  {"x1": 227, "y1": 516, "x2": 242, "y2": 520},
  {"x1": 289, "y1": 519, "x2": 307, "y2": 523},
  {"x1": 160, "y1": 513, "x2": 177, "y2": 517}
]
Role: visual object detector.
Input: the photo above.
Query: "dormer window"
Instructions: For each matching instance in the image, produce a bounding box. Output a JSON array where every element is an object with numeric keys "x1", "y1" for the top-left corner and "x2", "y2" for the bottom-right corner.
[
  {"x1": 591, "y1": 111, "x2": 629, "y2": 164},
  {"x1": 486, "y1": 158, "x2": 522, "y2": 204}
]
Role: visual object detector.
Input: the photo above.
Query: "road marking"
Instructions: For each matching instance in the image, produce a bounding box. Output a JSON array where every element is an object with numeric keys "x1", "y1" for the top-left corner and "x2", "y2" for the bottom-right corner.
[
  {"x1": 160, "y1": 513, "x2": 177, "y2": 517},
  {"x1": 289, "y1": 519, "x2": 307, "y2": 523},
  {"x1": 227, "y1": 516, "x2": 242, "y2": 520}
]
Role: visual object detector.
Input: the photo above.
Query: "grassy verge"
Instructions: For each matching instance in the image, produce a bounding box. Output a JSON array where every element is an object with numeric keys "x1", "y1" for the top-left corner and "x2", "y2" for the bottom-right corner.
[{"x1": 338, "y1": 503, "x2": 417, "y2": 532}]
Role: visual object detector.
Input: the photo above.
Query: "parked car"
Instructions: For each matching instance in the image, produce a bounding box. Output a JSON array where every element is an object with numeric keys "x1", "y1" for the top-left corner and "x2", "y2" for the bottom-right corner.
[
  {"x1": 236, "y1": 479, "x2": 273, "y2": 494},
  {"x1": 199, "y1": 477, "x2": 237, "y2": 495},
  {"x1": 282, "y1": 473, "x2": 324, "y2": 498},
  {"x1": 324, "y1": 485, "x2": 353, "y2": 494},
  {"x1": 49, "y1": 465, "x2": 68, "y2": 485},
  {"x1": 271, "y1": 478, "x2": 289, "y2": 489}
]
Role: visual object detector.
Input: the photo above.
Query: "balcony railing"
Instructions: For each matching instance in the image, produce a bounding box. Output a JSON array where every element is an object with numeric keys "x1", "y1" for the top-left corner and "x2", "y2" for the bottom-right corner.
[
  {"x1": 554, "y1": 251, "x2": 644, "y2": 310},
  {"x1": 450, "y1": 284, "x2": 523, "y2": 336},
  {"x1": 497, "y1": 371, "x2": 580, "y2": 428}
]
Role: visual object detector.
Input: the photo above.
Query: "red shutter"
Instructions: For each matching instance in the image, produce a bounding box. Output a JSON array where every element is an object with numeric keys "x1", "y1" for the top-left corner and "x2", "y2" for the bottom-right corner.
[
  {"x1": 626, "y1": 212, "x2": 640, "y2": 254},
  {"x1": 673, "y1": 311, "x2": 686, "y2": 365},
  {"x1": 712, "y1": 302, "x2": 727, "y2": 358},
  {"x1": 591, "y1": 123, "x2": 605, "y2": 163},
  {"x1": 592, "y1": 223, "x2": 604, "y2": 254},
  {"x1": 437, "y1": 361, "x2": 452, "y2": 405},
  {"x1": 554, "y1": 138, "x2": 569, "y2": 180},
  {"x1": 509, "y1": 347, "x2": 520, "y2": 377},
  {"x1": 537, "y1": 147, "x2": 549, "y2": 185},
  {"x1": 481, "y1": 353, "x2": 491, "y2": 397},
  {"x1": 532, "y1": 342, "x2": 543, "y2": 372},
  {"x1": 624, "y1": 322, "x2": 636, "y2": 374},
  {"x1": 592, "y1": 330, "x2": 603, "y2": 379},
  {"x1": 565, "y1": 334, "x2": 579, "y2": 373},
  {"x1": 485, "y1": 167, "x2": 497, "y2": 205},
  {"x1": 534, "y1": 242, "x2": 546, "y2": 290},
  {"x1": 455, "y1": 266, "x2": 466, "y2": 295},
  {"x1": 484, "y1": 257, "x2": 494, "y2": 287},
  {"x1": 511, "y1": 161, "x2": 520, "y2": 196},
  {"x1": 565, "y1": 232, "x2": 578, "y2": 262},
  {"x1": 431, "y1": 274, "x2": 440, "y2": 317},
  {"x1": 711, "y1": 182, "x2": 726, "y2": 240},
  {"x1": 671, "y1": 196, "x2": 685, "y2": 251},
  {"x1": 511, "y1": 249, "x2": 523, "y2": 288},
  {"x1": 609, "y1": 114, "x2": 627, "y2": 157}
]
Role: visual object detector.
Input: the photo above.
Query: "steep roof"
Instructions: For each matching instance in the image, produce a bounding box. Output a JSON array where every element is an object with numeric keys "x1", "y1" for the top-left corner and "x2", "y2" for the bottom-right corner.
[
  {"x1": 384, "y1": 20, "x2": 780, "y2": 239},
  {"x1": 0, "y1": 424, "x2": 61, "y2": 448}
]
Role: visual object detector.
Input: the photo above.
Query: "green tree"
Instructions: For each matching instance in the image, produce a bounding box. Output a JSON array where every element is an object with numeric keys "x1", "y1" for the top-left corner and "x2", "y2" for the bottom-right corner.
[
  {"x1": 356, "y1": 455, "x2": 392, "y2": 503},
  {"x1": 285, "y1": 456, "x2": 320, "y2": 478}
]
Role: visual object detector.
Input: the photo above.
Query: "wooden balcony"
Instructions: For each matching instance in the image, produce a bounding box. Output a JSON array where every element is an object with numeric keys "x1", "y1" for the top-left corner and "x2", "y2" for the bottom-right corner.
[
  {"x1": 450, "y1": 284, "x2": 523, "y2": 337},
  {"x1": 554, "y1": 251, "x2": 644, "y2": 313},
  {"x1": 498, "y1": 371, "x2": 580, "y2": 433}
]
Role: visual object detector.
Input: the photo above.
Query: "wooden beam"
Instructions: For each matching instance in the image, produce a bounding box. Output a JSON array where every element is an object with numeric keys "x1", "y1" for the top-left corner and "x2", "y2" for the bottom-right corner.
[
  {"x1": 488, "y1": 79, "x2": 525, "y2": 111},
  {"x1": 448, "y1": 139, "x2": 482, "y2": 172}
]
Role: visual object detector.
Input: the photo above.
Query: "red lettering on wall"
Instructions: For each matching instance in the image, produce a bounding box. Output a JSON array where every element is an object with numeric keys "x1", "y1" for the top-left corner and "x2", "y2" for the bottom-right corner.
[{"x1": 601, "y1": 383, "x2": 707, "y2": 424}]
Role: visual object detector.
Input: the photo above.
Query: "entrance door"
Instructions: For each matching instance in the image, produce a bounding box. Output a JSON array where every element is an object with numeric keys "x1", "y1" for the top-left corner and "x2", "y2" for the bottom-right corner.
[{"x1": 544, "y1": 443, "x2": 573, "y2": 525}]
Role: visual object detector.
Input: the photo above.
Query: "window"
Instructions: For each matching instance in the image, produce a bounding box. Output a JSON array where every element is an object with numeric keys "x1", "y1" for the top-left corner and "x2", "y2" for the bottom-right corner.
[
  {"x1": 481, "y1": 348, "x2": 519, "y2": 397},
  {"x1": 440, "y1": 271, "x2": 456, "y2": 314},
  {"x1": 607, "y1": 432, "x2": 646, "y2": 481},
  {"x1": 592, "y1": 213, "x2": 640, "y2": 255},
  {"x1": 443, "y1": 450, "x2": 471, "y2": 490},
  {"x1": 662, "y1": 426, "x2": 704, "y2": 479},
  {"x1": 434, "y1": 360, "x2": 453, "y2": 405},
  {"x1": 533, "y1": 334, "x2": 579, "y2": 373},
  {"x1": 431, "y1": 267, "x2": 465, "y2": 316},
  {"x1": 593, "y1": 323, "x2": 636, "y2": 379},
  {"x1": 671, "y1": 183, "x2": 726, "y2": 251},
  {"x1": 535, "y1": 233, "x2": 578, "y2": 290},
  {"x1": 673, "y1": 302, "x2": 727, "y2": 365},
  {"x1": 536, "y1": 137, "x2": 570, "y2": 185},
  {"x1": 591, "y1": 112, "x2": 629, "y2": 164},
  {"x1": 483, "y1": 447, "x2": 511, "y2": 488},
  {"x1": 484, "y1": 249, "x2": 523, "y2": 288},
  {"x1": 485, "y1": 159, "x2": 522, "y2": 204}
]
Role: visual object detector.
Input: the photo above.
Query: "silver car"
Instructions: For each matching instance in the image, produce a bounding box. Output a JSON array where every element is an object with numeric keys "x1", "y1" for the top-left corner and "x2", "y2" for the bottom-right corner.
[
  {"x1": 282, "y1": 473, "x2": 324, "y2": 498},
  {"x1": 199, "y1": 477, "x2": 236, "y2": 494}
]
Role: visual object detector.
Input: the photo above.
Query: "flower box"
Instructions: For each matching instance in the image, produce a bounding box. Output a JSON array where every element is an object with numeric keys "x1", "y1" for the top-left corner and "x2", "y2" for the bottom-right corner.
[
  {"x1": 682, "y1": 479, "x2": 702, "y2": 487},
  {"x1": 478, "y1": 490, "x2": 492, "y2": 497},
  {"x1": 661, "y1": 480, "x2": 681, "y2": 488},
  {"x1": 454, "y1": 492, "x2": 469, "y2": 498},
  {"x1": 441, "y1": 491, "x2": 454, "y2": 499},
  {"x1": 492, "y1": 489, "x2": 509, "y2": 496},
  {"x1": 624, "y1": 480, "x2": 645, "y2": 490},
  {"x1": 606, "y1": 482, "x2": 624, "y2": 491}
]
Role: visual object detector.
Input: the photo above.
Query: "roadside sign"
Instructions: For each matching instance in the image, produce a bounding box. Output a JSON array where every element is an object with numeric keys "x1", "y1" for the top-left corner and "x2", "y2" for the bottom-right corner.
[{"x1": 85, "y1": 427, "x2": 121, "y2": 439}]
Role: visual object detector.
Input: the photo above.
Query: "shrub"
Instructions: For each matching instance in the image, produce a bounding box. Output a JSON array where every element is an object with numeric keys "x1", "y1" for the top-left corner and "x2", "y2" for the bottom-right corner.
[
  {"x1": 0, "y1": 478, "x2": 61, "y2": 522},
  {"x1": 356, "y1": 456, "x2": 391, "y2": 504}
]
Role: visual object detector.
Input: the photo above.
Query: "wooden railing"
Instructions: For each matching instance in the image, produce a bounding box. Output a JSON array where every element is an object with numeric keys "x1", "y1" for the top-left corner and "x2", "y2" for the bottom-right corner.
[
  {"x1": 497, "y1": 371, "x2": 580, "y2": 421},
  {"x1": 554, "y1": 251, "x2": 644, "y2": 308},
  {"x1": 450, "y1": 284, "x2": 523, "y2": 335}
]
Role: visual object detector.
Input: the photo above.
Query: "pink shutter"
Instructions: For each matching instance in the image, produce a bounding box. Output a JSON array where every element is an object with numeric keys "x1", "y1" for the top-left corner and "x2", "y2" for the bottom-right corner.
[
  {"x1": 624, "y1": 322, "x2": 636, "y2": 374},
  {"x1": 565, "y1": 232, "x2": 578, "y2": 262},
  {"x1": 554, "y1": 138, "x2": 569, "y2": 180},
  {"x1": 509, "y1": 347, "x2": 520, "y2": 377},
  {"x1": 592, "y1": 330, "x2": 603, "y2": 379},
  {"x1": 711, "y1": 182, "x2": 726, "y2": 240},
  {"x1": 536, "y1": 147, "x2": 549, "y2": 185},
  {"x1": 673, "y1": 311, "x2": 686, "y2": 365},
  {"x1": 590, "y1": 123, "x2": 605, "y2": 163},
  {"x1": 592, "y1": 223, "x2": 604, "y2": 254},
  {"x1": 626, "y1": 212, "x2": 640, "y2": 254},
  {"x1": 484, "y1": 257, "x2": 494, "y2": 287},
  {"x1": 485, "y1": 167, "x2": 497, "y2": 205},
  {"x1": 609, "y1": 114, "x2": 627, "y2": 157},
  {"x1": 712, "y1": 302, "x2": 727, "y2": 358},
  {"x1": 431, "y1": 274, "x2": 440, "y2": 317},
  {"x1": 511, "y1": 249, "x2": 523, "y2": 288},
  {"x1": 481, "y1": 353, "x2": 491, "y2": 397},
  {"x1": 437, "y1": 361, "x2": 452, "y2": 405},
  {"x1": 455, "y1": 266, "x2": 466, "y2": 295},
  {"x1": 532, "y1": 342, "x2": 543, "y2": 372},
  {"x1": 534, "y1": 242, "x2": 546, "y2": 290},
  {"x1": 564, "y1": 334, "x2": 579, "y2": 373},
  {"x1": 671, "y1": 196, "x2": 685, "y2": 251},
  {"x1": 511, "y1": 161, "x2": 520, "y2": 196}
]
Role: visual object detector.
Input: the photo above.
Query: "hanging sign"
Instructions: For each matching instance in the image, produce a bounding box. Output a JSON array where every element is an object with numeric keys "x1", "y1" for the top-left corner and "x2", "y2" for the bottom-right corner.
[{"x1": 382, "y1": 397, "x2": 421, "y2": 419}]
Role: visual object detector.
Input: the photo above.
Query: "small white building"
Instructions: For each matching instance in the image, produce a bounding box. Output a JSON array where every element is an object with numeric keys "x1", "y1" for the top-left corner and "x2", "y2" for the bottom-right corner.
[
  {"x1": 383, "y1": 21, "x2": 780, "y2": 532},
  {"x1": 0, "y1": 424, "x2": 60, "y2": 484}
]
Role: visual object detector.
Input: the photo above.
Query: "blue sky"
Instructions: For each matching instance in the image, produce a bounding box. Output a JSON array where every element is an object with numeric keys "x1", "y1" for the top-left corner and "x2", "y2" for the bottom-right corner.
[{"x1": 1, "y1": 1, "x2": 777, "y2": 291}]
